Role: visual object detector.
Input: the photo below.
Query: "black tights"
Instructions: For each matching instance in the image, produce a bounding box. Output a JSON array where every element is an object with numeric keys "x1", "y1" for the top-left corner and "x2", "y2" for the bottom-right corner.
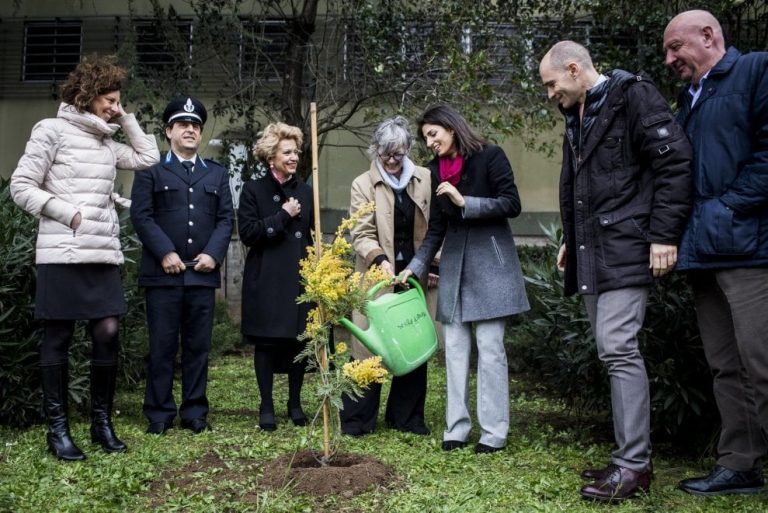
[
  {"x1": 253, "y1": 349, "x2": 306, "y2": 411},
  {"x1": 39, "y1": 317, "x2": 120, "y2": 366}
]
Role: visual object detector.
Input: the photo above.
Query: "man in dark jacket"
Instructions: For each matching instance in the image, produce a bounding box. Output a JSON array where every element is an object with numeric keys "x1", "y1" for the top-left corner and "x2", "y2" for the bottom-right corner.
[
  {"x1": 130, "y1": 97, "x2": 233, "y2": 435},
  {"x1": 664, "y1": 10, "x2": 768, "y2": 496},
  {"x1": 539, "y1": 41, "x2": 693, "y2": 501}
]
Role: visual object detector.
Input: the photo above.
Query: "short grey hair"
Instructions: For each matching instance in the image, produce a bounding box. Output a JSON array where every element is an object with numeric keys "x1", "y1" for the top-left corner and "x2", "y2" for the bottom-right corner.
[
  {"x1": 546, "y1": 40, "x2": 595, "y2": 72},
  {"x1": 367, "y1": 116, "x2": 413, "y2": 160}
]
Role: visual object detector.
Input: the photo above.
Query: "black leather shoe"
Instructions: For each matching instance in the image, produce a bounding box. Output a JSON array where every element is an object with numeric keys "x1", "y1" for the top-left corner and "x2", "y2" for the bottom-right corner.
[
  {"x1": 180, "y1": 418, "x2": 211, "y2": 434},
  {"x1": 679, "y1": 465, "x2": 764, "y2": 496},
  {"x1": 287, "y1": 402, "x2": 307, "y2": 427},
  {"x1": 342, "y1": 427, "x2": 365, "y2": 437},
  {"x1": 580, "y1": 464, "x2": 651, "y2": 502},
  {"x1": 146, "y1": 422, "x2": 172, "y2": 435},
  {"x1": 385, "y1": 420, "x2": 431, "y2": 436},
  {"x1": 475, "y1": 443, "x2": 504, "y2": 454},
  {"x1": 409, "y1": 423, "x2": 431, "y2": 436},
  {"x1": 441, "y1": 440, "x2": 466, "y2": 451},
  {"x1": 259, "y1": 408, "x2": 277, "y2": 432}
]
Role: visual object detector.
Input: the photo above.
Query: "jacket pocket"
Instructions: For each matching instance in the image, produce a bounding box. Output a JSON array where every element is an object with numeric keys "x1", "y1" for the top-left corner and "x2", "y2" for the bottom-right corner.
[
  {"x1": 204, "y1": 184, "x2": 220, "y2": 214},
  {"x1": 153, "y1": 183, "x2": 181, "y2": 212},
  {"x1": 490, "y1": 235, "x2": 505, "y2": 266},
  {"x1": 596, "y1": 207, "x2": 649, "y2": 268},
  {"x1": 694, "y1": 199, "x2": 758, "y2": 257}
]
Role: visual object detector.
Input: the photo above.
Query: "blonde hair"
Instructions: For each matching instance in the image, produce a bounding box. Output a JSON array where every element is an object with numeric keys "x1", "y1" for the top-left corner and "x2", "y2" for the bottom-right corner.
[{"x1": 254, "y1": 122, "x2": 304, "y2": 163}]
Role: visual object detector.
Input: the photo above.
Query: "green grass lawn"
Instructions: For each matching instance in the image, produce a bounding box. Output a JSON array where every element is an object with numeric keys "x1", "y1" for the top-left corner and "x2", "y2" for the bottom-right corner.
[{"x1": 1, "y1": 353, "x2": 767, "y2": 513}]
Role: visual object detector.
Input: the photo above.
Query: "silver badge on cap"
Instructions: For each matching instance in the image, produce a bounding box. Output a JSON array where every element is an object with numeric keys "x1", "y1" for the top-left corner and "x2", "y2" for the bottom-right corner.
[{"x1": 184, "y1": 98, "x2": 195, "y2": 113}]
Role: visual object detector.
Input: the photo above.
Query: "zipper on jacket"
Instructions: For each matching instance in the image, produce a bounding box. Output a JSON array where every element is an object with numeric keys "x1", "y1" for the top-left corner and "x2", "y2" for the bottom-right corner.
[{"x1": 566, "y1": 119, "x2": 583, "y2": 166}]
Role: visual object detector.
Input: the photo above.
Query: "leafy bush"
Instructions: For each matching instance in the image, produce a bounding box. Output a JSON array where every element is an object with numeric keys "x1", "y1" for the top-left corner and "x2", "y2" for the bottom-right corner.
[
  {"x1": 210, "y1": 299, "x2": 243, "y2": 358},
  {"x1": 510, "y1": 224, "x2": 718, "y2": 445},
  {"x1": 0, "y1": 178, "x2": 43, "y2": 427}
]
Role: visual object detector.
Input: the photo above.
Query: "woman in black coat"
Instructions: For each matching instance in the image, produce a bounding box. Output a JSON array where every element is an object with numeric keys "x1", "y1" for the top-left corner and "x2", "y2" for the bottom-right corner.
[{"x1": 238, "y1": 122, "x2": 313, "y2": 431}]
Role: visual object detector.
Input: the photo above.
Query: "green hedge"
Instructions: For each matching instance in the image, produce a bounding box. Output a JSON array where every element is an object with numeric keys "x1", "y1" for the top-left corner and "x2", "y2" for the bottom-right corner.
[
  {"x1": 0, "y1": 178, "x2": 41, "y2": 426},
  {"x1": 509, "y1": 225, "x2": 718, "y2": 445}
]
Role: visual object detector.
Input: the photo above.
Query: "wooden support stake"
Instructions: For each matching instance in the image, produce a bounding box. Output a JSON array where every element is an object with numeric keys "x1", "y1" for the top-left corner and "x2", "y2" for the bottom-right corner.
[{"x1": 310, "y1": 102, "x2": 330, "y2": 460}]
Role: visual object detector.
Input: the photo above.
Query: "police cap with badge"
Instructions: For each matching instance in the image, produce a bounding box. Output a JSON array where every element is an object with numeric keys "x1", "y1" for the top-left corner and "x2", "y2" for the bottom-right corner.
[{"x1": 162, "y1": 96, "x2": 207, "y2": 126}]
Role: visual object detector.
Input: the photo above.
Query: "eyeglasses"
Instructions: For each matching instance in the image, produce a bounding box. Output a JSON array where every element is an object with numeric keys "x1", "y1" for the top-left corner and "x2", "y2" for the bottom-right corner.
[{"x1": 378, "y1": 152, "x2": 406, "y2": 162}]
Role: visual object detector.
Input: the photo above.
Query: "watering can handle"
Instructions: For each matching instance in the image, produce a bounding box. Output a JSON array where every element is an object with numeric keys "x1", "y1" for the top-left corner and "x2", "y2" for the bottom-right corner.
[{"x1": 367, "y1": 277, "x2": 425, "y2": 302}]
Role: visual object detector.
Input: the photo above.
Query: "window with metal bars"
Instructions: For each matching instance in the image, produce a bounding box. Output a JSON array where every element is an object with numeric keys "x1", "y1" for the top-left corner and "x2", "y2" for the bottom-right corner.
[
  {"x1": 133, "y1": 20, "x2": 192, "y2": 78},
  {"x1": 23, "y1": 21, "x2": 82, "y2": 82},
  {"x1": 239, "y1": 19, "x2": 289, "y2": 82}
]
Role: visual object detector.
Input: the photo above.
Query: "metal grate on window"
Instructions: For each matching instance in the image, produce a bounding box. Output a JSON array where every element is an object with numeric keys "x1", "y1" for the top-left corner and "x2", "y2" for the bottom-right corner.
[
  {"x1": 134, "y1": 20, "x2": 192, "y2": 78},
  {"x1": 239, "y1": 19, "x2": 289, "y2": 82},
  {"x1": 23, "y1": 21, "x2": 82, "y2": 82}
]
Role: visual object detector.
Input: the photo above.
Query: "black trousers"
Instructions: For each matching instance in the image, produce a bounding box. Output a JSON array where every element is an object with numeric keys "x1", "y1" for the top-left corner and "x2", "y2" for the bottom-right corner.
[
  {"x1": 340, "y1": 362, "x2": 428, "y2": 434},
  {"x1": 143, "y1": 286, "x2": 215, "y2": 424}
]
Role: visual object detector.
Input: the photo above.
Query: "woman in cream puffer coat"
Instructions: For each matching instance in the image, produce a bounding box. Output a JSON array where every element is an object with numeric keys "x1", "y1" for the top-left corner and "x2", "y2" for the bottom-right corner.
[{"x1": 10, "y1": 54, "x2": 159, "y2": 462}]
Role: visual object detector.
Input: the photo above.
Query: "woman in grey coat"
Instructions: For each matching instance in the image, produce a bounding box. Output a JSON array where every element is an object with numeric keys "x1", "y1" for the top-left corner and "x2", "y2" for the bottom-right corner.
[{"x1": 400, "y1": 104, "x2": 529, "y2": 453}]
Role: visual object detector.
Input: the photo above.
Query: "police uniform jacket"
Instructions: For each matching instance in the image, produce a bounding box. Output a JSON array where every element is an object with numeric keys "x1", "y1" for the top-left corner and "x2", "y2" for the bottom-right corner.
[
  {"x1": 559, "y1": 70, "x2": 693, "y2": 296},
  {"x1": 238, "y1": 171, "x2": 314, "y2": 340},
  {"x1": 130, "y1": 152, "x2": 234, "y2": 287}
]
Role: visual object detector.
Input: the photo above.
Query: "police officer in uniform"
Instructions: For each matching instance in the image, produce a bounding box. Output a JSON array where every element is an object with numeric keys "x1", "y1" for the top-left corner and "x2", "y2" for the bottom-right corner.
[{"x1": 130, "y1": 96, "x2": 233, "y2": 434}]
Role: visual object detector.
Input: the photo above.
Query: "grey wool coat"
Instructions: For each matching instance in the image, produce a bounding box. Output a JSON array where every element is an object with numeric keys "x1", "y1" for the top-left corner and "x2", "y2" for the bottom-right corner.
[{"x1": 407, "y1": 144, "x2": 530, "y2": 323}]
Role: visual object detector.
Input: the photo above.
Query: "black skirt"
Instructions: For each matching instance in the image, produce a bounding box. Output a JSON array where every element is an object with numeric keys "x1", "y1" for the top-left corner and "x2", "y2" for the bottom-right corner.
[
  {"x1": 35, "y1": 264, "x2": 127, "y2": 320},
  {"x1": 244, "y1": 336, "x2": 306, "y2": 373}
]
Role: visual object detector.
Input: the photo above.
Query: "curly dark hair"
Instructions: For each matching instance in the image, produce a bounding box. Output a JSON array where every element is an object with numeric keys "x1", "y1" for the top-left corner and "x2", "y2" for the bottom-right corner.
[{"x1": 59, "y1": 54, "x2": 127, "y2": 113}]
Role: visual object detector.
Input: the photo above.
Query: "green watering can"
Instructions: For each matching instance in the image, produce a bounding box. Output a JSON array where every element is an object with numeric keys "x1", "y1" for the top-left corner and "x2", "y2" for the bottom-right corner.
[{"x1": 339, "y1": 277, "x2": 438, "y2": 376}]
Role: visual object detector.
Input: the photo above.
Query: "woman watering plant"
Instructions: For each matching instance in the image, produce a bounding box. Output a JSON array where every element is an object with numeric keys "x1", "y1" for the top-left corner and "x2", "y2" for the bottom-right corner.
[
  {"x1": 340, "y1": 116, "x2": 440, "y2": 437},
  {"x1": 398, "y1": 104, "x2": 529, "y2": 453}
]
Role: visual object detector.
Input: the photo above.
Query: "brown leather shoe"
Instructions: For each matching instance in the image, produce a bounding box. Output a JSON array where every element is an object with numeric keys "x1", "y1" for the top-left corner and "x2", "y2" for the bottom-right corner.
[
  {"x1": 581, "y1": 465, "x2": 610, "y2": 481},
  {"x1": 581, "y1": 461, "x2": 653, "y2": 481},
  {"x1": 580, "y1": 464, "x2": 651, "y2": 502}
]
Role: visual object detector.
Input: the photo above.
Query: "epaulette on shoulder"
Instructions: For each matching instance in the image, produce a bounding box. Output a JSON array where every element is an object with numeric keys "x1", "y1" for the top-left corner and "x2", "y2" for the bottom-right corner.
[
  {"x1": 631, "y1": 70, "x2": 654, "y2": 85},
  {"x1": 203, "y1": 158, "x2": 225, "y2": 169}
]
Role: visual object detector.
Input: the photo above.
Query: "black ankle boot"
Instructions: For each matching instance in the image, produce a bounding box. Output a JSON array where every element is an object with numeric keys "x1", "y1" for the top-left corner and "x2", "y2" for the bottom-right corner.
[
  {"x1": 90, "y1": 363, "x2": 127, "y2": 453},
  {"x1": 259, "y1": 404, "x2": 277, "y2": 431},
  {"x1": 41, "y1": 363, "x2": 86, "y2": 461},
  {"x1": 287, "y1": 401, "x2": 307, "y2": 426}
]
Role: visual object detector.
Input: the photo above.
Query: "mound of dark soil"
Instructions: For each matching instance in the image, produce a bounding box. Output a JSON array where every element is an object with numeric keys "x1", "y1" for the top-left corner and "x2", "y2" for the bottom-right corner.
[{"x1": 261, "y1": 450, "x2": 396, "y2": 497}]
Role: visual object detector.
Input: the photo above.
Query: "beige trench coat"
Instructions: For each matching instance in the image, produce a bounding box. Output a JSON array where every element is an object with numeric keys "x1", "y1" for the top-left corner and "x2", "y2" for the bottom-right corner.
[{"x1": 346, "y1": 160, "x2": 442, "y2": 360}]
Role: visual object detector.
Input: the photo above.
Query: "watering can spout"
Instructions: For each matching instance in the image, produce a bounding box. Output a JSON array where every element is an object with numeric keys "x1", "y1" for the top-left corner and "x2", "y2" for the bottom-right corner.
[{"x1": 337, "y1": 317, "x2": 386, "y2": 357}]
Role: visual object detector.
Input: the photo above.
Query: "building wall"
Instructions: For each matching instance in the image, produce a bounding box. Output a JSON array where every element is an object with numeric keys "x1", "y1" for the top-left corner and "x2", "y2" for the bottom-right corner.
[{"x1": 1, "y1": 0, "x2": 562, "y2": 235}]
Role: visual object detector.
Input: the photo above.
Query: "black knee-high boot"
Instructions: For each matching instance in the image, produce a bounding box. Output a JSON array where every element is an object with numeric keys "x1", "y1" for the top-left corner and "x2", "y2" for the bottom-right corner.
[
  {"x1": 90, "y1": 363, "x2": 127, "y2": 453},
  {"x1": 41, "y1": 363, "x2": 86, "y2": 461}
]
